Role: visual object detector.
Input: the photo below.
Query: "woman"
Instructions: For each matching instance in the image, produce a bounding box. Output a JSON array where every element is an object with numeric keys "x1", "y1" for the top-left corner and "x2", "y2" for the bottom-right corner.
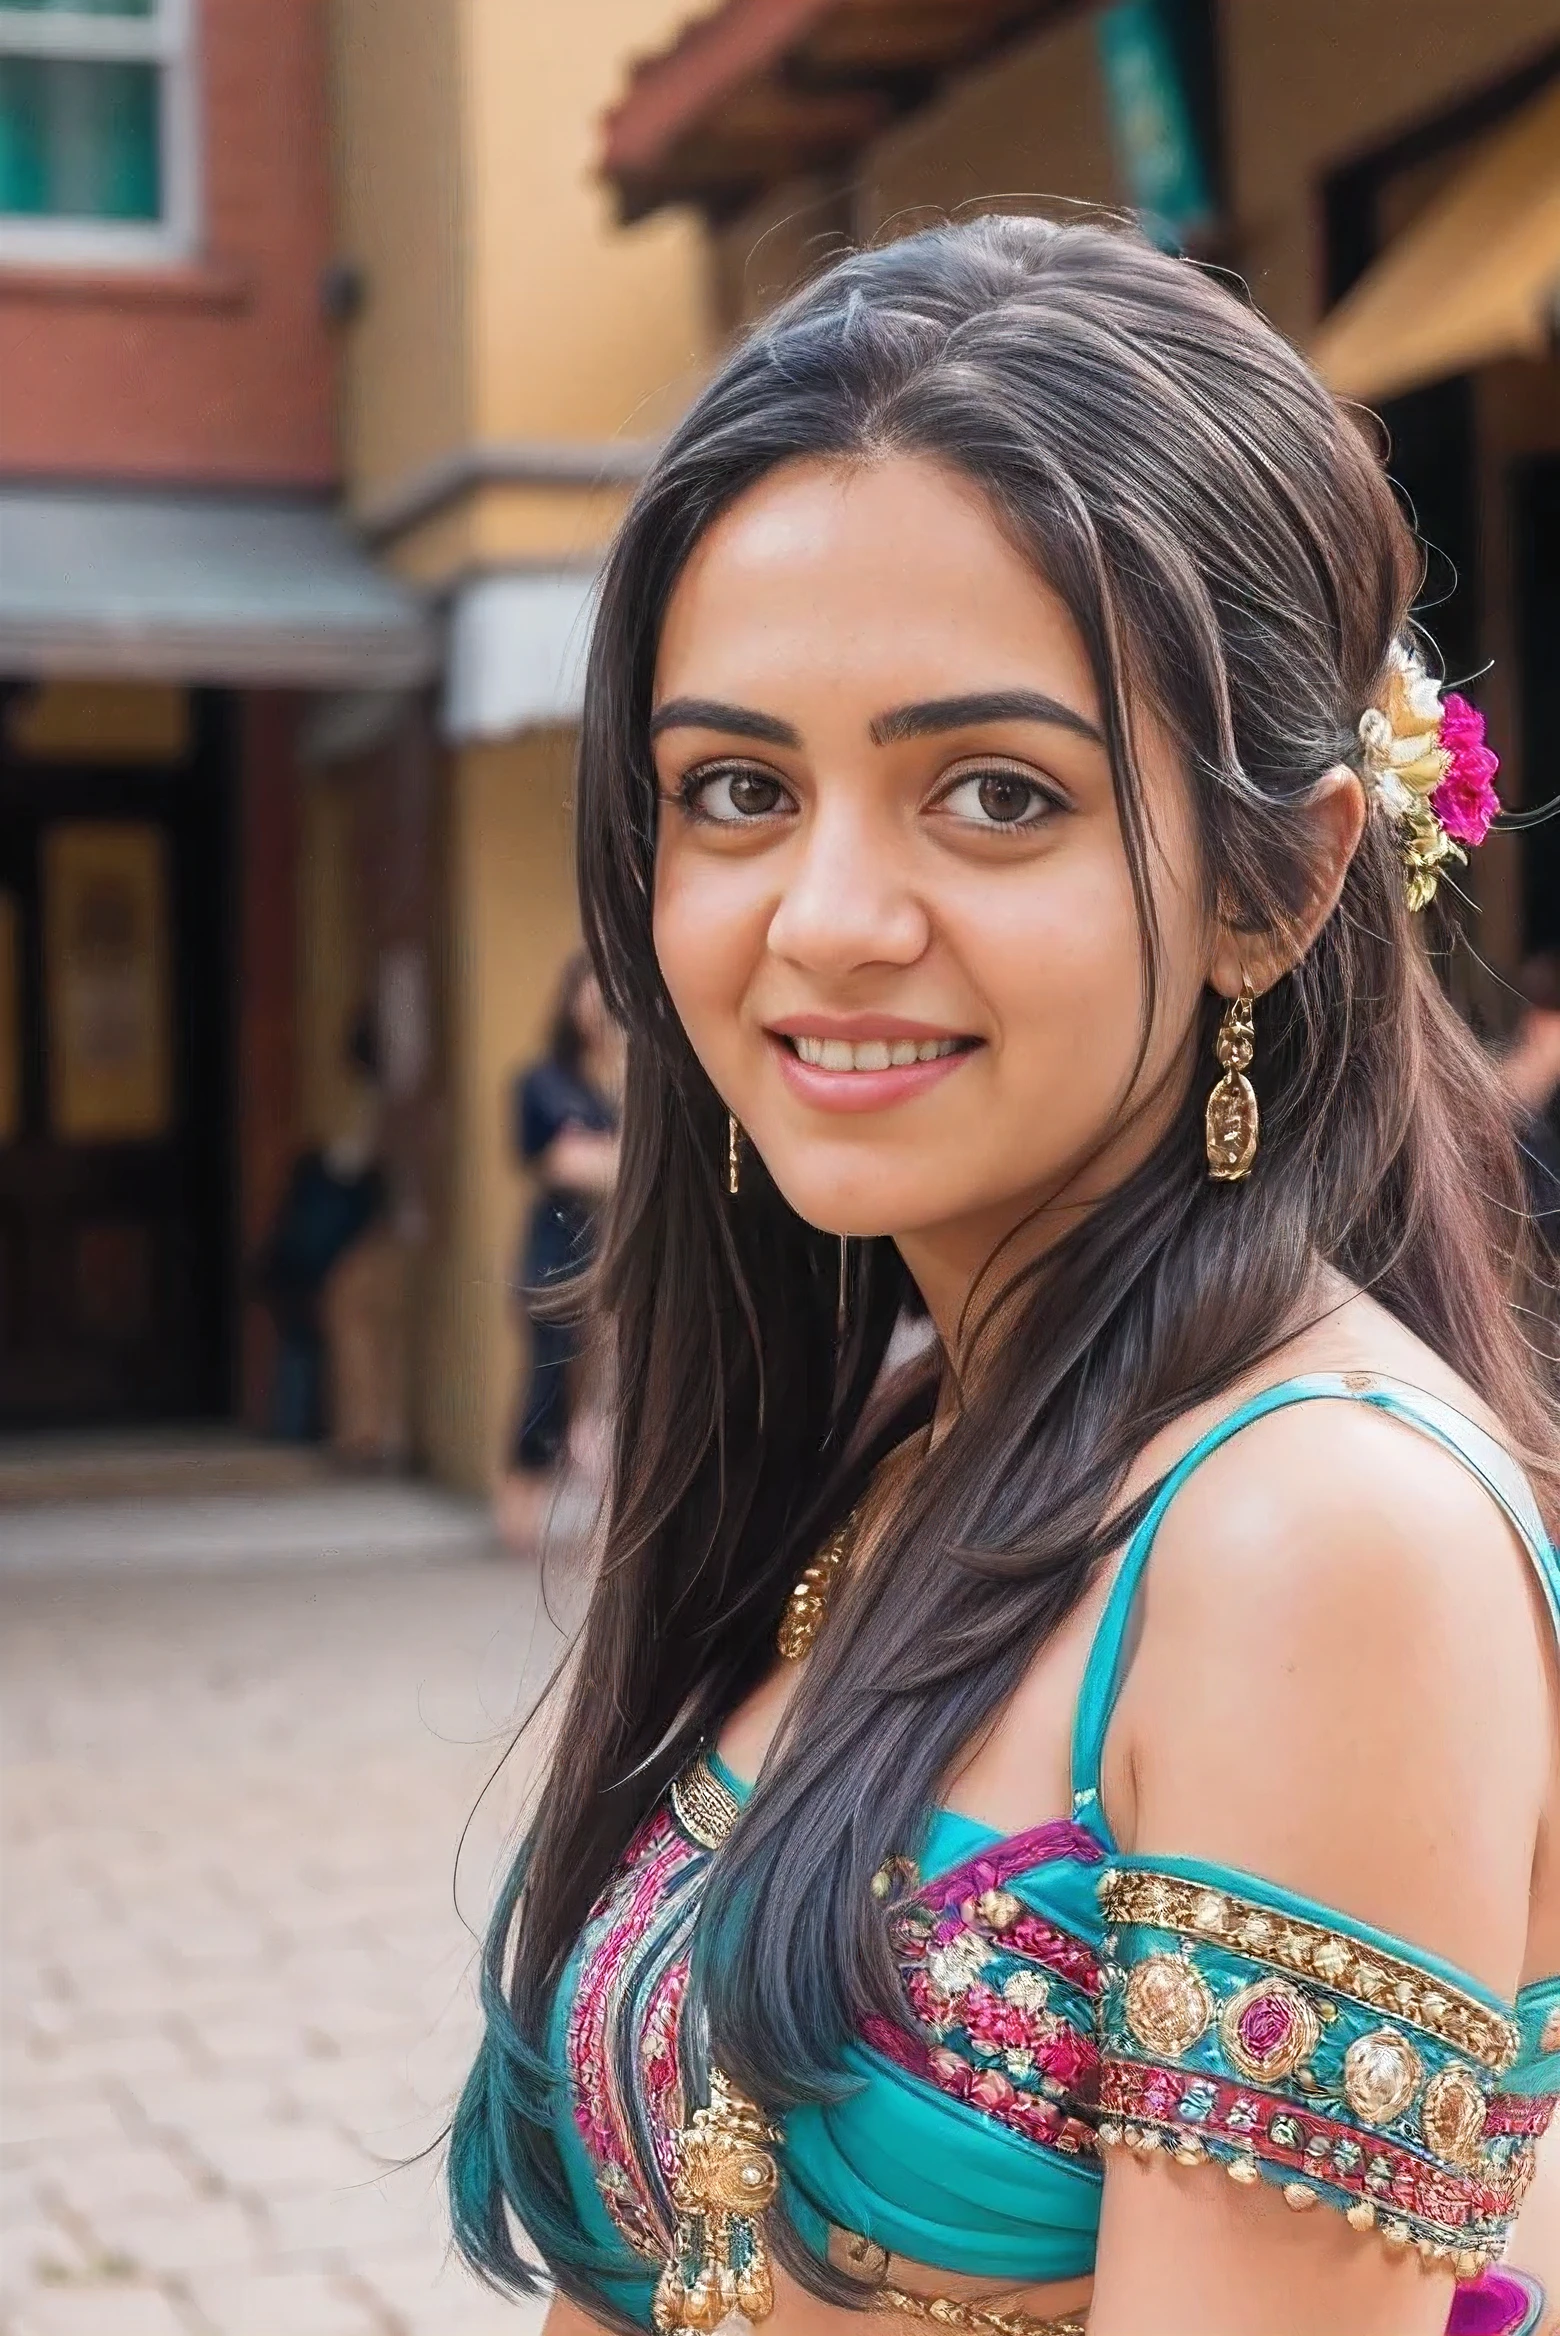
[
  {"x1": 451, "y1": 218, "x2": 1560, "y2": 2336},
  {"x1": 499, "y1": 954, "x2": 622, "y2": 1546}
]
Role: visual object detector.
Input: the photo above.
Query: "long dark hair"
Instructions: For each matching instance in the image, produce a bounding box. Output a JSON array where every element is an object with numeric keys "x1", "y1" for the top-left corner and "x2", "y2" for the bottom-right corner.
[
  {"x1": 450, "y1": 214, "x2": 1556, "y2": 2314},
  {"x1": 545, "y1": 948, "x2": 597, "y2": 1081}
]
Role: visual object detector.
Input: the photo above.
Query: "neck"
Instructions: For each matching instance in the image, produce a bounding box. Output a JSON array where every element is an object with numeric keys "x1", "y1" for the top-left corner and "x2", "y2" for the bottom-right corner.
[{"x1": 897, "y1": 1077, "x2": 1189, "y2": 1355}]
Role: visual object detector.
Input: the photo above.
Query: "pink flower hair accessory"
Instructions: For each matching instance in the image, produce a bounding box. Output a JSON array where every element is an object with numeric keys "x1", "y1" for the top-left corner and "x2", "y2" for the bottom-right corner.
[{"x1": 1356, "y1": 642, "x2": 1501, "y2": 911}]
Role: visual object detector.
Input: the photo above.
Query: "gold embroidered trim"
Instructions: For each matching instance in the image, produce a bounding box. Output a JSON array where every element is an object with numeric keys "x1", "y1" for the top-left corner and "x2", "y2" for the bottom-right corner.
[
  {"x1": 1101, "y1": 1869, "x2": 1519, "y2": 2075},
  {"x1": 654, "y1": 2073, "x2": 779, "y2": 2332},
  {"x1": 873, "y1": 2286, "x2": 1087, "y2": 2336},
  {"x1": 669, "y1": 1757, "x2": 742, "y2": 1853},
  {"x1": 1095, "y1": 2120, "x2": 1497, "y2": 2279}
]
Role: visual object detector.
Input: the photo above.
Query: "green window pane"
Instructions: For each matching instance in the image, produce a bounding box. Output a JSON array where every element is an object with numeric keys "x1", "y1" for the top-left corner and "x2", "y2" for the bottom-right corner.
[
  {"x1": 0, "y1": 4, "x2": 156, "y2": 17},
  {"x1": 0, "y1": 56, "x2": 160, "y2": 219}
]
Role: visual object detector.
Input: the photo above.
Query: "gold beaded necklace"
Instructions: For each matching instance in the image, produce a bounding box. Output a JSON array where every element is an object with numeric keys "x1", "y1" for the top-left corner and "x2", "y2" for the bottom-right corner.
[
  {"x1": 774, "y1": 1431, "x2": 928, "y2": 1661},
  {"x1": 775, "y1": 1513, "x2": 858, "y2": 1660}
]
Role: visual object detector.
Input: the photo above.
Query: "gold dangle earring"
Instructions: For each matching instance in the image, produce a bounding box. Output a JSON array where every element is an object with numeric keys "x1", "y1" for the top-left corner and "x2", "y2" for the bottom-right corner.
[
  {"x1": 727, "y1": 1112, "x2": 743, "y2": 1197},
  {"x1": 1205, "y1": 983, "x2": 1259, "y2": 1182}
]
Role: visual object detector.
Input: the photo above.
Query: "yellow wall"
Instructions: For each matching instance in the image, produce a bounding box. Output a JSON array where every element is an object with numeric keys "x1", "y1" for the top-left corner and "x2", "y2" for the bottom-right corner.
[
  {"x1": 328, "y1": 0, "x2": 471, "y2": 503},
  {"x1": 461, "y1": 0, "x2": 711, "y2": 449},
  {"x1": 421, "y1": 730, "x2": 581, "y2": 1493},
  {"x1": 296, "y1": 772, "x2": 368, "y2": 1151},
  {"x1": 331, "y1": 0, "x2": 715, "y2": 574},
  {"x1": 1225, "y1": 0, "x2": 1560, "y2": 337},
  {"x1": 859, "y1": 8, "x2": 1124, "y2": 244}
]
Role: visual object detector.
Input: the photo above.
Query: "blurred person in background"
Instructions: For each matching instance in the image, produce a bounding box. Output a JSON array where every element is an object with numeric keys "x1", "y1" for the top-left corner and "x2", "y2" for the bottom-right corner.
[
  {"x1": 1502, "y1": 953, "x2": 1560, "y2": 1260},
  {"x1": 451, "y1": 218, "x2": 1560, "y2": 2336},
  {"x1": 495, "y1": 952, "x2": 621, "y2": 1550},
  {"x1": 252, "y1": 1006, "x2": 388, "y2": 1447}
]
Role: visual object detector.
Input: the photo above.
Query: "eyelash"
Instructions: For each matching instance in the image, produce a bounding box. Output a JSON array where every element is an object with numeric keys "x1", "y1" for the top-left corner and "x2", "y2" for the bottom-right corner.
[{"x1": 667, "y1": 759, "x2": 1066, "y2": 832}]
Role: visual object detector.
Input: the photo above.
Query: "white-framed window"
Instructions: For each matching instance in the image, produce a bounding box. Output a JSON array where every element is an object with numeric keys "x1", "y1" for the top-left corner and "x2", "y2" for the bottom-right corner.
[{"x1": 0, "y1": 0, "x2": 198, "y2": 266}]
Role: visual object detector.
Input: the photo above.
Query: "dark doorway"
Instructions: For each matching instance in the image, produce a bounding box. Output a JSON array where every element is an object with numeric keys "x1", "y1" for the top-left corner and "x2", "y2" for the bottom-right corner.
[
  {"x1": 0, "y1": 690, "x2": 234, "y2": 1425},
  {"x1": 1516, "y1": 457, "x2": 1560, "y2": 956}
]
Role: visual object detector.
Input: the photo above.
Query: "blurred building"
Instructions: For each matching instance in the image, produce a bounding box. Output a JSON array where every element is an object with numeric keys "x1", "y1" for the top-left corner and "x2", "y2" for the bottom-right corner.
[
  {"x1": 600, "y1": 0, "x2": 1560, "y2": 1007},
  {"x1": 6, "y1": 2, "x2": 1555, "y2": 1489},
  {"x1": 324, "y1": 0, "x2": 713, "y2": 1488},
  {"x1": 0, "y1": 0, "x2": 433, "y2": 1435},
  {"x1": 0, "y1": 2, "x2": 714, "y2": 1488}
]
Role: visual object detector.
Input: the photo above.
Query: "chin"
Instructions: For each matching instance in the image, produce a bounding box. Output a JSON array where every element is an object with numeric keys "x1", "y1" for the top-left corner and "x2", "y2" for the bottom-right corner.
[{"x1": 765, "y1": 1169, "x2": 956, "y2": 1244}]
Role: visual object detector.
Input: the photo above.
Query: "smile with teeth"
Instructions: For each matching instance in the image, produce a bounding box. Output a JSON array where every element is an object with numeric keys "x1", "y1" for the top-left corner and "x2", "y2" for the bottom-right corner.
[{"x1": 786, "y1": 1034, "x2": 967, "y2": 1071}]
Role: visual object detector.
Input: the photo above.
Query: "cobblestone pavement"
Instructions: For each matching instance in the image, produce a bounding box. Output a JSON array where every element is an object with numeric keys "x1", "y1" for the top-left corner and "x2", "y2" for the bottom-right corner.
[{"x1": 1, "y1": 1530, "x2": 577, "y2": 2336}]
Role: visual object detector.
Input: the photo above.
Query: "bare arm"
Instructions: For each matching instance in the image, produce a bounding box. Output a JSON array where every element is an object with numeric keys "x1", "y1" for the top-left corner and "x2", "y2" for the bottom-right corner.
[
  {"x1": 536, "y1": 1127, "x2": 619, "y2": 1196},
  {"x1": 541, "y1": 2295, "x2": 611, "y2": 2336},
  {"x1": 1087, "y1": 1403, "x2": 1551, "y2": 2336}
]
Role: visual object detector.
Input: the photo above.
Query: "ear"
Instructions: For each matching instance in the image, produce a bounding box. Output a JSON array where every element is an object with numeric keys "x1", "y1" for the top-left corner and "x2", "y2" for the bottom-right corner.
[{"x1": 1209, "y1": 765, "x2": 1366, "y2": 999}]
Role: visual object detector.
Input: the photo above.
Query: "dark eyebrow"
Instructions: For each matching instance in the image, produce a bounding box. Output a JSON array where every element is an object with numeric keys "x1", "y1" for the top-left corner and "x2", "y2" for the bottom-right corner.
[
  {"x1": 869, "y1": 691, "x2": 1104, "y2": 747},
  {"x1": 648, "y1": 697, "x2": 801, "y2": 748}
]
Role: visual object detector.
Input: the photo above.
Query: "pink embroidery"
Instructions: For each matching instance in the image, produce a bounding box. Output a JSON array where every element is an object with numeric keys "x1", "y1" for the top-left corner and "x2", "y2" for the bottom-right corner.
[
  {"x1": 1102, "y1": 2059, "x2": 1514, "y2": 2243},
  {"x1": 921, "y1": 1823, "x2": 1106, "y2": 1914},
  {"x1": 565, "y1": 1811, "x2": 694, "y2": 2258},
  {"x1": 865, "y1": 1834, "x2": 1103, "y2": 2160},
  {"x1": 1485, "y1": 2091, "x2": 1556, "y2": 2138}
]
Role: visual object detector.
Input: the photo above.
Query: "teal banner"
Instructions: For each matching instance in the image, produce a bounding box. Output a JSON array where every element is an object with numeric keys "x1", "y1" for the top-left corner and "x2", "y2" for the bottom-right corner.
[{"x1": 1096, "y1": 0, "x2": 1213, "y2": 246}]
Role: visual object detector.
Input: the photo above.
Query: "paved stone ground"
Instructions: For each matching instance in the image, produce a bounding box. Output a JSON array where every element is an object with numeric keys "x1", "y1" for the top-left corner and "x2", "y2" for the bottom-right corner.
[{"x1": 1, "y1": 1526, "x2": 579, "y2": 2336}]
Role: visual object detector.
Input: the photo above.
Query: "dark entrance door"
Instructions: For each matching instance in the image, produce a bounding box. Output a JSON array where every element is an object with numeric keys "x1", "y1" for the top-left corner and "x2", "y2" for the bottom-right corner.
[
  {"x1": 0, "y1": 694, "x2": 233, "y2": 1425},
  {"x1": 1517, "y1": 456, "x2": 1560, "y2": 956}
]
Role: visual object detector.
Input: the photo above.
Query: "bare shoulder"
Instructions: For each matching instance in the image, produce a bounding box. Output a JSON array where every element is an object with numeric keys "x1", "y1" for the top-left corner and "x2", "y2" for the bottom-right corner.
[
  {"x1": 1139, "y1": 1380, "x2": 1541, "y2": 1640},
  {"x1": 1112, "y1": 1385, "x2": 1552, "y2": 1993}
]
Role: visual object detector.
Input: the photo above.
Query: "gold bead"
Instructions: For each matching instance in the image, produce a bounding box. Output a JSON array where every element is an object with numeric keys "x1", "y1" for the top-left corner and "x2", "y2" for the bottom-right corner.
[
  {"x1": 1283, "y1": 2183, "x2": 1318, "y2": 2212},
  {"x1": 1346, "y1": 2200, "x2": 1376, "y2": 2232},
  {"x1": 1226, "y1": 2153, "x2": 1259, "y2": 2186}
]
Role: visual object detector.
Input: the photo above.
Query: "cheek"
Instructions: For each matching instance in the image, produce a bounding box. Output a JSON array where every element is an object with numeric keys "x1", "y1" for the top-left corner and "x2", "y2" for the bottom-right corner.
[
  {"x1": 960, "y1": 851, "x2": 1142, "y2": 1062},
  {"x1": 651, "y1": 844, "x2": 763, "y2": 1079},
  {"x1": 954, "y1": 831, "x2": 1203, "y2": 1117}
]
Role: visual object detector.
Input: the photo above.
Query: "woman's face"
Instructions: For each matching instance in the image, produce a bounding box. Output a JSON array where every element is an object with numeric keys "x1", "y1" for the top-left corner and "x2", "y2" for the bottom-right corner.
[{"x1": 651, "y1": 454, "x2": 1214, "y2": 1319}]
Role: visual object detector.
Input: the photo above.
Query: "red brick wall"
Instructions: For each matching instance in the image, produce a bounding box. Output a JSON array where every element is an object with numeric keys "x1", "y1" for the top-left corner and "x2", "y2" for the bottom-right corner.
[{"x1": 0, "y1": 0, "x2": 338, "y2": 486}]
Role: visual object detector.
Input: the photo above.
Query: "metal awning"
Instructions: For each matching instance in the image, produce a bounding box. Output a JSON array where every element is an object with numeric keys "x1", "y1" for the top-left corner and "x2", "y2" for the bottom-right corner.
[
  {"x1": 601, "y1": 0, "x2": 1067, "y2": 225},
  {"x1": 1312, "y1": 78, "x2": 1560, "y2": 404},
  {"x1": 443, "y1": 568, "x2": 599, "y2": 741},
  {"x1": 0, "y1": 486, "x2": 438, "y2": 688}
]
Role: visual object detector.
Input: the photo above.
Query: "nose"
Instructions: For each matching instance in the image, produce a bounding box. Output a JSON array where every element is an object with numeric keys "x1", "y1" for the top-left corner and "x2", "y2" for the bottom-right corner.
[{"x1": 765, "y1": 792, "x2": 930, "y2": 976}]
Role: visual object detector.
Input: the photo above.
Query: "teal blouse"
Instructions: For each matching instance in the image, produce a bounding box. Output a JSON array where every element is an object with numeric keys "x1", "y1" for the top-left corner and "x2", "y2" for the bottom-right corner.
[{"x1": 546, "y1": 1375, "x2": 1560, "y2": 2329}]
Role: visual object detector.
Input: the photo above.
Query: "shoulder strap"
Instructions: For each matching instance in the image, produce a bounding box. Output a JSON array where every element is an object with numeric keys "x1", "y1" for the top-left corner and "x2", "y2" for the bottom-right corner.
[{"x1": 1069, "y1": 1372, "x2": 1558, "y2": 1828}]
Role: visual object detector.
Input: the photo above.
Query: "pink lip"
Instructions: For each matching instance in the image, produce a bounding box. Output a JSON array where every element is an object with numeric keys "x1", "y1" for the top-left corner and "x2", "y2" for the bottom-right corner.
[
  {"x1": 767, "y1": 1032, "x2": 979, "y2": 1114},
  {"x1": 767, "y1": 1013, "x2": 973, "y2": 1043}
]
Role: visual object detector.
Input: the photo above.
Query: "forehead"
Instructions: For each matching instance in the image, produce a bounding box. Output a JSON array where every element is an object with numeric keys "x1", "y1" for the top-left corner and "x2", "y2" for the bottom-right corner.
[{"x1": 653, "y1": 453, "x2": 1099, "y2": 721}]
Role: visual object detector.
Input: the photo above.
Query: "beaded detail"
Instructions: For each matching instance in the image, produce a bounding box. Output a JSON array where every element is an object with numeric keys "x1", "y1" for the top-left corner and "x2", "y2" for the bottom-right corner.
[
  {"x1": 864, "y1": 1825, "x2": 1105, "y2": 2156},
  {"x1": 566, "y1": 1809, "x2": 699, "y2": 2259},
  {"x1": 1103, "y1": 1868, "x2": 1520, "y2": 2074},
  {"x1": 1096, "y1": 1865, "x2": 1552, "y2": 2275},
  {"x1": 669, "y1": 1757, "x2": 742, "y2": 1853}
]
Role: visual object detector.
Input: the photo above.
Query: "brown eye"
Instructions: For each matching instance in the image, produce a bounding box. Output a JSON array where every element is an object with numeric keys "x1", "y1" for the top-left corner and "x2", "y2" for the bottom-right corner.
[
  {"x1": 977, "y1": 772, "x2": 1038, "y2": 824},
  {"x1": 728, "y1": 770, "x2": 785, "y2": 816},
  {"x1": 937, "y1": 767, "x2": 1057, "y2": 830},
  {"x1": 682, "y1": 763, "x2": 793, "y2": 823}
]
